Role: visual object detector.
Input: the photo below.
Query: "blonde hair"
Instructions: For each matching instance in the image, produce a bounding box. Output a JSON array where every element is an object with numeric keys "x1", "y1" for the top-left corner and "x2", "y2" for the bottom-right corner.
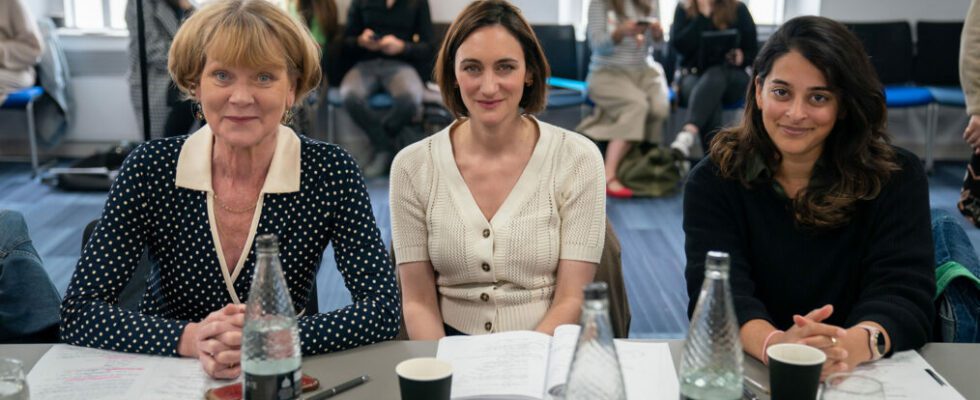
[{"x1": 168, "y1": 0, "x2": 321, "y2": 103}]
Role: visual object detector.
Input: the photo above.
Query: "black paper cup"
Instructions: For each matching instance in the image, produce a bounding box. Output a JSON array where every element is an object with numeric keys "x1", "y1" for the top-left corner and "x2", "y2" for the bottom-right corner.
[
  {"x1": 767, "y1": 343, "x2": 826, "y2": 400},
  {"x1": 395, "y1": 357, "x2": 452, "y2": 400}
]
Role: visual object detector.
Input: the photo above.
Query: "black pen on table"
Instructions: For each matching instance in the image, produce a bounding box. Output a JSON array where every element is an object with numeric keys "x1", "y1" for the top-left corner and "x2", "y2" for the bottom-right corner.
[
  {"x1": 925, "y1": 368, "x2": 946, "y2": 386},
  {"x1": 308, "y1": 375, "x2": 370, "y2": 399}
]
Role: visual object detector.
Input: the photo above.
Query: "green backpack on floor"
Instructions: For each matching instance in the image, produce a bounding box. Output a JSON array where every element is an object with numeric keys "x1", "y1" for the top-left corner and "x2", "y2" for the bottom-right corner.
[{"x1": 616, "y1": 143, "x2": 683, "y2": 197}]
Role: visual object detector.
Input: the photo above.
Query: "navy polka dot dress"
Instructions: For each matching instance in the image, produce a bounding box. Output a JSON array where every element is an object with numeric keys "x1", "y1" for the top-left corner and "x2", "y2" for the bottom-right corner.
[{"x1": 60, "y1": 134, "x2": 401, "y2": 356}]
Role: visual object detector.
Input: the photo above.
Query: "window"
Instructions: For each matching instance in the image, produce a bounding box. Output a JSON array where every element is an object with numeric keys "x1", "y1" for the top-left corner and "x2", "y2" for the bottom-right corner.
[
  {"x1": 63, "y1": 0, "x2": 294, "y2": 31},
  {"x1": 658, "y1": 0, "x2": 785, "y2": 39},
  {"x1": 64, "y1": 0, "x2": 127, "y2": 30}
]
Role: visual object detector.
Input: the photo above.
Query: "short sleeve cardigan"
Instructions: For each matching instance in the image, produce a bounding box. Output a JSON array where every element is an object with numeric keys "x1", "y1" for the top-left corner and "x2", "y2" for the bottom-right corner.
[
  {"x1": 61, "y1": 125, "x2": 401, "y2": 356},
  {"x1": 389, "y1": 118, "x2": 607, "y2": 334}
]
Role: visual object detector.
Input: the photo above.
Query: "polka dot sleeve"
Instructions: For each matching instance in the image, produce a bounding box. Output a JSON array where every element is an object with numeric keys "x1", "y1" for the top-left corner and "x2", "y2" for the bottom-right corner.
[
  {"x1": 60, "y1": 144, "x2": 187, "y2": 356},
  {"x1": 297, "y1": 147, "x2": 401, "y2": 355}
]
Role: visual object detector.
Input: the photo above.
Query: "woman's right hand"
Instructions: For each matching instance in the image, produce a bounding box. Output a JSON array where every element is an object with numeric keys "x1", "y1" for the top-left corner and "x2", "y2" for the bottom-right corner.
[
  {"x1": 183, "y1": 304, "x2": 247, "y2": 379},
  {"x1": 357, "y1": 29, "x2": 381, "y2": 51},
  {"x1": 963, "y1": 115, "x2": 980, "y2": 153}
]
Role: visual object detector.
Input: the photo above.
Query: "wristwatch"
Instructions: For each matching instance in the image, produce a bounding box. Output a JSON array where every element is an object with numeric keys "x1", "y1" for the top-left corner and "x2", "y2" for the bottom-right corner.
[{"x1": 858, "y1": 325, "x2": 886, "y2": 361}]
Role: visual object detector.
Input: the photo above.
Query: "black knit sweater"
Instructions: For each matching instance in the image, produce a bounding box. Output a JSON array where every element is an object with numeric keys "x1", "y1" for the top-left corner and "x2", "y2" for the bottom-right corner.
[{"x1": 683, "y1": 147, "x2": 935, "y2": 352}]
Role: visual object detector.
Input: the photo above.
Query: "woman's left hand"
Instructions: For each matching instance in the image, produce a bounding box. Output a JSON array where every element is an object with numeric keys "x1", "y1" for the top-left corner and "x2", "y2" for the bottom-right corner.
[
  {"x1": 379, "y1": 35, "x2": 406, "y2": 56},
  {"x1": 791, "y1": 315, "x2": 853, "y2": 379}
]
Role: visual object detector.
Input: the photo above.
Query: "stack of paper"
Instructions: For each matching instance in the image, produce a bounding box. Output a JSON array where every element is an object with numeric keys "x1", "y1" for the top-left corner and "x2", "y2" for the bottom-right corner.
[{"x1": 26, "y1": 345, "x2": 232, "y2": 400}]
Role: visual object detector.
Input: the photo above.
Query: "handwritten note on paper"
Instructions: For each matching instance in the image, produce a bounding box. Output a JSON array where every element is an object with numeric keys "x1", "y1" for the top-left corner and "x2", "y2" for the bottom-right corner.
[
  {"x1": 437, "y1": 330, "x2": 552, "y2": 399},
  {"x1": 26, "y1": 344, "x2": 233, "y2": 400},
  {"x1": 850, "y1": 350, "x2": 965, "y2": 400},
  {"x1": 614, "y1": 341, "x2": 679, "y2": 400}
]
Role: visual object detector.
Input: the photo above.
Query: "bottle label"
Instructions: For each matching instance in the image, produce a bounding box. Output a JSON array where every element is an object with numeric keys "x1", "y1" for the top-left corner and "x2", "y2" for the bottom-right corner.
[{"x1": 244, "y1": 369, "x2": 302, "y2": 400}]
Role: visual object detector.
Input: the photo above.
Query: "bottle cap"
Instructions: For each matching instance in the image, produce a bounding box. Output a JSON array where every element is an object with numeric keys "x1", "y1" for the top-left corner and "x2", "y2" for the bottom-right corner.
[
  {"x1": 256, "y1": 234, "x2": 279, "y2": 252},
  {"x1": 705, "y1": 251, "x2": 730, "y2": 272},
  {"x1": 583, "y1": 282, "x2": 609, "y2": 300}
]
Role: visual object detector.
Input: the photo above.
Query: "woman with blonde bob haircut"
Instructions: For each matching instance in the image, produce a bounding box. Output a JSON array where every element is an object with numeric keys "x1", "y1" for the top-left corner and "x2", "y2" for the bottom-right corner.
[
  {"x1": 61, "y1": 0, "x2": 400, "y2": 380},
  {"x1": 390, "y1": 0, "x2": 607, "y2": 339}
]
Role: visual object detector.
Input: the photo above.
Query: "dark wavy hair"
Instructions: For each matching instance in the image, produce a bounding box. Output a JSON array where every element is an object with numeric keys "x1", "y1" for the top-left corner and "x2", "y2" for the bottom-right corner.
[
  {"x1": 685, "y1": 0, "x2": 737, "y2": 29},
  {"x1": 710, "y1": 15, "x2": 898, "y2": 229}
]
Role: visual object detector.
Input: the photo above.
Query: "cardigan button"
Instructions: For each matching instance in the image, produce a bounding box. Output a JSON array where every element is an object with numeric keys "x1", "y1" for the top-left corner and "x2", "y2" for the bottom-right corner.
[
  {"x1": 480, "y1": 293, "x2": 490, "y2": 302},
  {"x1": 484, "y1": 322, "x2": 493, "y2": 331},
  {"x1": 481, "y1": 263, "x2": 490, "y2": 272},
  {"x1": 482, "y1": 229, "x2": 490, "y2": 238}
]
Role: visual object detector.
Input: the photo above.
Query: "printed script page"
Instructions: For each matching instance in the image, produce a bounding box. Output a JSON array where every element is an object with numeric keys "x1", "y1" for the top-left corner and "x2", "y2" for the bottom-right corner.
[
  {"x1": 26, "y1": 344, "x2": 232, "y2": 400},
  {"x1": 846, "y1": 350, "x2": 965, "y2": 400},
  {"x1": 543, "y1": 324, "x2": 581, "y2": 392}
]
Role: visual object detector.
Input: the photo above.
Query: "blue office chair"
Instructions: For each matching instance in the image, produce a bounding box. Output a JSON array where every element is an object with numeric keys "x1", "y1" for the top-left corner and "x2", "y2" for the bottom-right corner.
[
  {"x1": 0, "y1": 86, "x2": 45, "y2": 177},
  {"x1": 915, "y1": 21, "x2": 968, "y2": 172},
  {"x1": 848, "y1": 21, "x2": 938, "y2": 171}
]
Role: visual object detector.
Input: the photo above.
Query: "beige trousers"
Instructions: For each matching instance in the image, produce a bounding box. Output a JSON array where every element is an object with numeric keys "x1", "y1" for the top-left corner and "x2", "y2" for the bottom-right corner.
[{"x1": 577, "y1": 64, "x2": 671, "y2": 143}]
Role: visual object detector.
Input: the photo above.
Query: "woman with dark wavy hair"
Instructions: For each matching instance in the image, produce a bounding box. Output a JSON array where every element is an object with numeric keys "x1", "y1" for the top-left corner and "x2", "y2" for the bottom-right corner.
[{"x1": 683, "y1": 16, "x2": 934, "y2": 378}]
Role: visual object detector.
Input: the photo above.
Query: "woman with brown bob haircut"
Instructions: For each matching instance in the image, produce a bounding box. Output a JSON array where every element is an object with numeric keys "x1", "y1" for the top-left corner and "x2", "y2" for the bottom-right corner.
[
  {"x1": 61, "y1": 0, "x2": 400, "y2": 380},
  {"x1": 683, "y1": 16, "x2": 934, "y2": 379},
  {"x1": 389, "y1": 0, "x2": 607, "y2": 338}
]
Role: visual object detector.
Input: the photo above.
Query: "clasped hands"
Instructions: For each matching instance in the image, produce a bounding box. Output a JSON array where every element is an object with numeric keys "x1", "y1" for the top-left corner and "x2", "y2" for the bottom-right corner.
[
  {"x1": 767, "y1": 305, "x2": 869, "y2": 380},
  {"x1": 358, "y1": 28, "x2": 406, "y2": 56},
  {"x1": 180, "y1": 304, "x2": 246, "y2": 379}
]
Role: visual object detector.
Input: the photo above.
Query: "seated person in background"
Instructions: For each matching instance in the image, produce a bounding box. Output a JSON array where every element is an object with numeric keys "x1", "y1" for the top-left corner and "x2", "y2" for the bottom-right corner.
[
  {"x1": 683, "y1": 16, "x2": 935, "y2": 379},
  {"x1": 340, "y1": 0, "x2": 434, "y2": 177},
  {"x1": 0, "y1": 210, "x2": 61, "y2": 343},
  {"x1": 61, "y1": 0, "x2": 400, "y2": 380},
  {"x1": 577, "y1": 0, "x2": 670, "y2": 198},
  {"x1": 0, "y1": 0, "x2": 42, "y2": 105},
  {"x1": 668, "y1": 0, "x2": 756, "y2": 156},
  {"x1": 390, "y1": 0, "x2": 606, "y2": 339},
  {"x1": 288, "y1": 0, "x2": 339, "y2": 84},
  {"x1": 126, "y1": 0, "x2": 196, "y2": 138}
]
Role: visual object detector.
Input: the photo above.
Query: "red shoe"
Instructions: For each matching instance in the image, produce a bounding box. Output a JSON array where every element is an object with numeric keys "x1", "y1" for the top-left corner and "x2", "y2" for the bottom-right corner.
[{"x1": 606, "y1": 179, "x2": 634, "y2": 198}]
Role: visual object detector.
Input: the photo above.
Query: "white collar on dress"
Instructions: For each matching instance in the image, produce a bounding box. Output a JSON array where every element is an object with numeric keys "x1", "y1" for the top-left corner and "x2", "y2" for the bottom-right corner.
[{"x1": 174, "y1": 124, "x2": 302, "y2": 193}]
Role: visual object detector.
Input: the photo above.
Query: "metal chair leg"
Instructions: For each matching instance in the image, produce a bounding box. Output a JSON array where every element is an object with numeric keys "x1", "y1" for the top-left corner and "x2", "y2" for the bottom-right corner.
[
  {"x1": 925, "y1": 103, "x2": 938, "y2": 174},
  {"x1": 26, "y1": 100, "x2": 39, "y2": 179}
]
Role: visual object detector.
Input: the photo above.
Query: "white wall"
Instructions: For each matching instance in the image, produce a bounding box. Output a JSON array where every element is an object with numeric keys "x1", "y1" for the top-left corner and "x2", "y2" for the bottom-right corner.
[
  {"x1": 820, "y1": 0, "x2": 970, "y2": 23},
  {"x1": 783, "y1": 0, "x2": 821, "y2": 20},
  {"x1": 335, "y1": 0, "x2": 575, "y2": 24}
]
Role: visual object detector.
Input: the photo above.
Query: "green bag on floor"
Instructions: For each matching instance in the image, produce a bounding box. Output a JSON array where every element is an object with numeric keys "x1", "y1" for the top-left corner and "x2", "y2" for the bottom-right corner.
[{"x1": 615, "y1": 143, "x2": 683, "y2": 197}]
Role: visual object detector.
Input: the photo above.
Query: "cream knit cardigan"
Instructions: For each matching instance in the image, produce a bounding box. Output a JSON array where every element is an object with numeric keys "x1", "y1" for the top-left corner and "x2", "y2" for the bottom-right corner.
[{"x1": 389, "y1": 118, "x2": 607, "y2": 334}]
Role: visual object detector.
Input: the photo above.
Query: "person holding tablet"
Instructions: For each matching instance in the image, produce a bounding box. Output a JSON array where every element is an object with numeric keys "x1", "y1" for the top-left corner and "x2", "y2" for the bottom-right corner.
[{"x1": 669, "y1": 0, "x2": 757, "y2": 156}]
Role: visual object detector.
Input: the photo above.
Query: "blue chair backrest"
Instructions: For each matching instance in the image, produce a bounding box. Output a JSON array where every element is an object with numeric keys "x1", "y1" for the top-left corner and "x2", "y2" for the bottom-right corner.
[
  {"x1": 531, "y1": 24, "x2": 580, "y2": 80},
  {"x1": 846, "y1": 21, "x2": 915, "y2": 85},
  {"x1": 914, "y1": 21, "x2": 964, "y2": 87}
]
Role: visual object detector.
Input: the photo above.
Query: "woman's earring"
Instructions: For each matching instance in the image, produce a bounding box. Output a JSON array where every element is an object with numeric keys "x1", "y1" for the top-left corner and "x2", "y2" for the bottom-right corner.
[
  {"x1": 193, "y1": 103, "x2": 204, "y2": 121},
  {"x1": 281, "y1": 108, "x2": 294, "y2": 125}
]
